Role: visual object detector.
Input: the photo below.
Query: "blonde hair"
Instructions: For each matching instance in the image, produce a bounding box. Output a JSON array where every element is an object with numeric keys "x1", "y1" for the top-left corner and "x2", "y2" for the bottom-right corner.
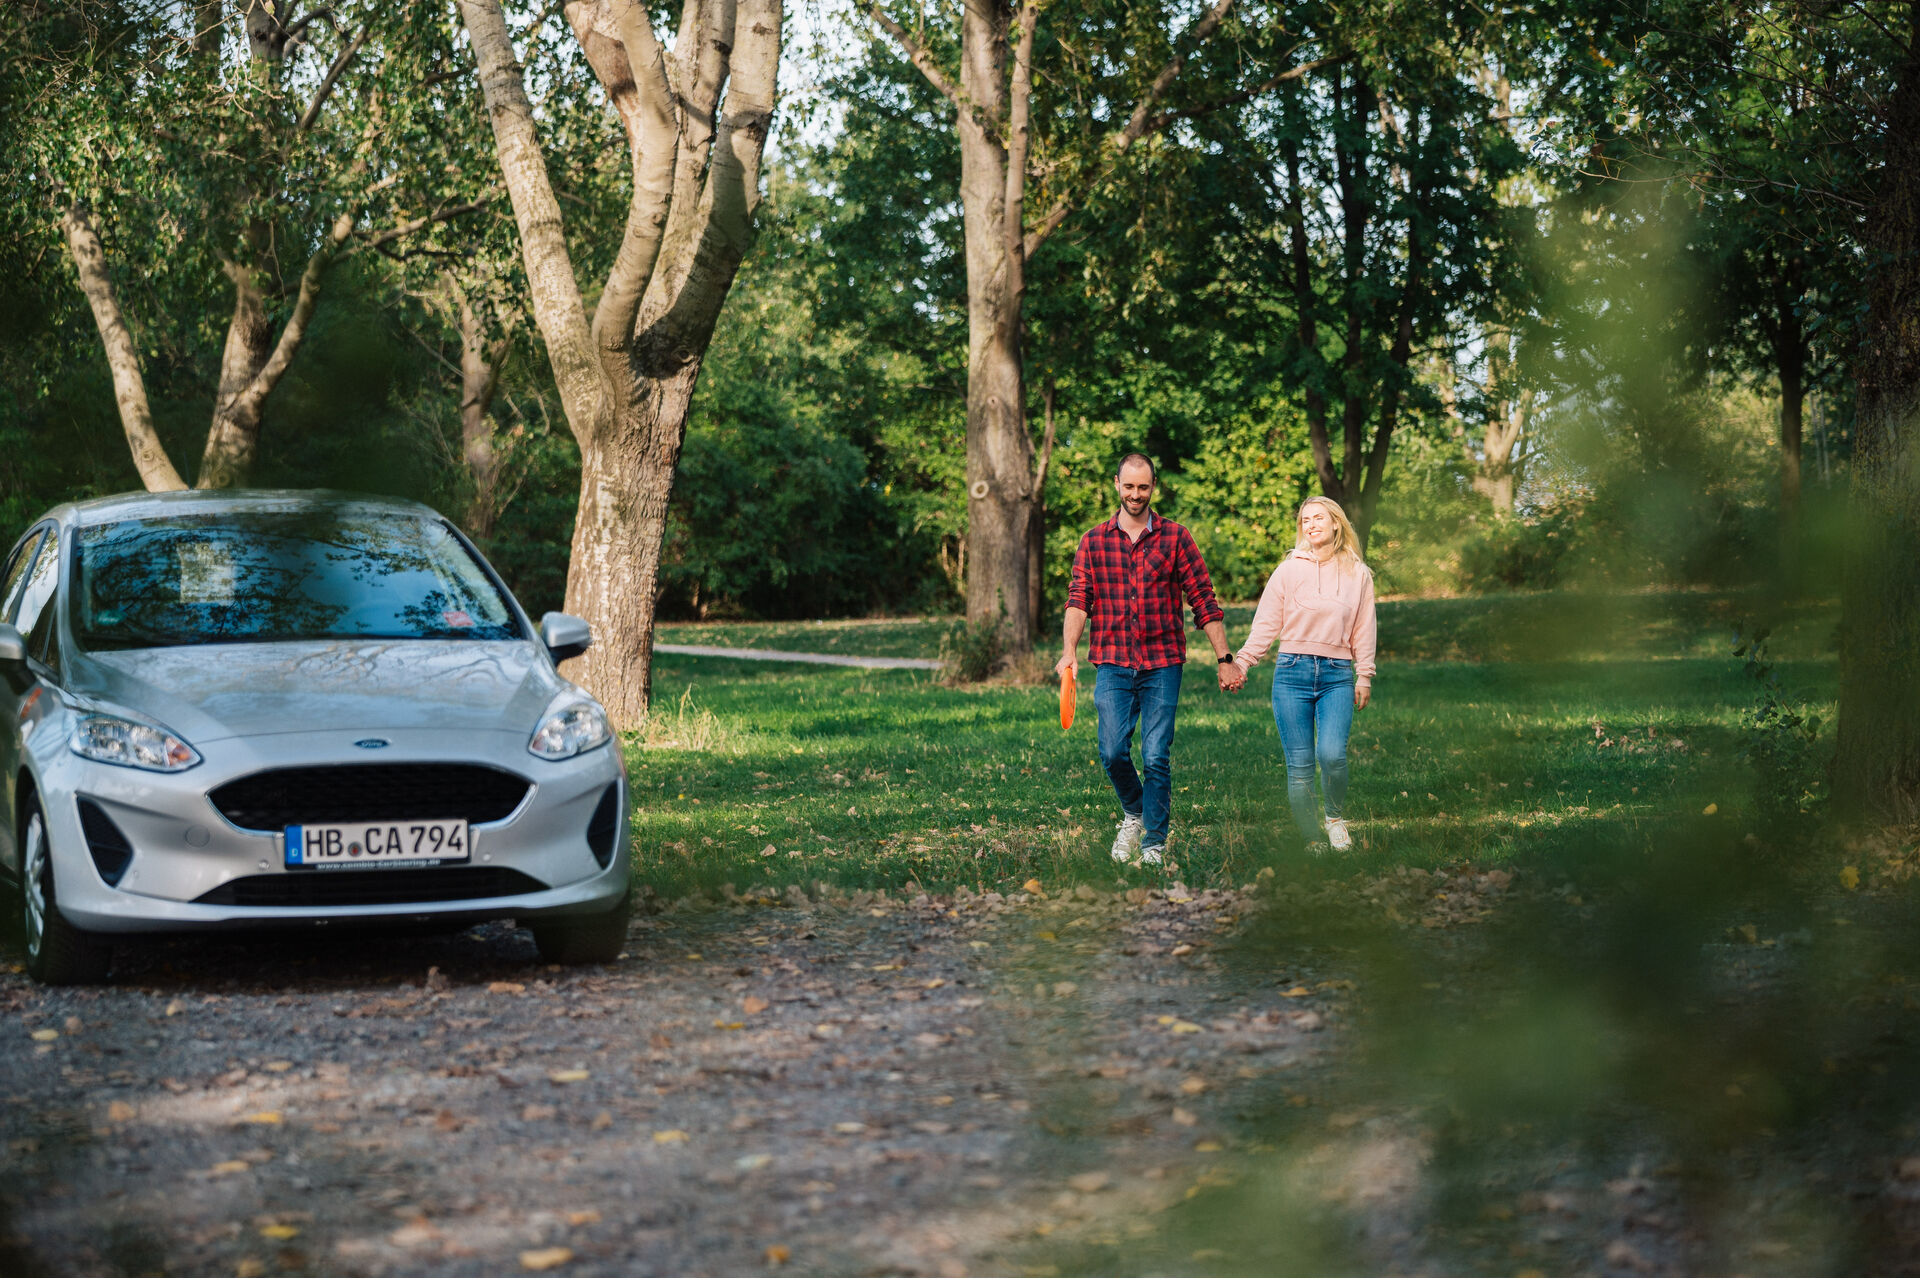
[{"x1": 1294, "y1": 497, "x2": 1366, "y2": 571}]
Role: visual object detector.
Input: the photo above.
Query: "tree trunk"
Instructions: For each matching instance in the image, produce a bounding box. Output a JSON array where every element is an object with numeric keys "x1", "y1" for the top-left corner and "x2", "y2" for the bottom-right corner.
[
  {"x1": 1833, "y1": 0, "x2": 1920, "y2": 818},
  {"x1": 462, "y1": 0, "x2": 780, "y2": 727},
  {"x1": 562, "y1": 365, "x2": 697, "y2": 717},
  {"x1": 454, "y1": 284, "x2": 508, "y2": 537}
]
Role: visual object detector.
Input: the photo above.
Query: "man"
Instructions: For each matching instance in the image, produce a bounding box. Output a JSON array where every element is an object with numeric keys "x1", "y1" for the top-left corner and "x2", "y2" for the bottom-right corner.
[{"x1": 1056, "y1": 454, "x2": 1240, "y2": 866}]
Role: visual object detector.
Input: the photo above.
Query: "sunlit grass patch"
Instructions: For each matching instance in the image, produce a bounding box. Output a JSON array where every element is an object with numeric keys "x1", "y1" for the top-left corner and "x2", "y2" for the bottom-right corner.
[{"x1": 619, "y1": 610, "x2": 1836, "y2": 899}]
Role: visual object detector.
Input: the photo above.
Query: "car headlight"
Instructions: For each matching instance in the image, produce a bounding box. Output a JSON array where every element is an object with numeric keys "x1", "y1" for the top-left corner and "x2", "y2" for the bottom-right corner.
[
  {"x1": 70, "y1": 714, "x2": 201, "y2": 772},
  {"x1": 529, "y1": 698, "x2": 612, "y2": 761}
]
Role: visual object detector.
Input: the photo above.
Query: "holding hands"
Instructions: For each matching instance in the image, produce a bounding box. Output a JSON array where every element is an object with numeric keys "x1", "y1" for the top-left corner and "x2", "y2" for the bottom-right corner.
[{"x1": 1217, "y1": 659, "x2": 1246, "y2": 693}]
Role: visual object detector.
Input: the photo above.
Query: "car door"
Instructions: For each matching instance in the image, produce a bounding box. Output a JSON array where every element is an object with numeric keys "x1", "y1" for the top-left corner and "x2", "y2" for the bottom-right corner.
[{"x1": 0, "y1": 525, "x2": 56, "y2": 879}]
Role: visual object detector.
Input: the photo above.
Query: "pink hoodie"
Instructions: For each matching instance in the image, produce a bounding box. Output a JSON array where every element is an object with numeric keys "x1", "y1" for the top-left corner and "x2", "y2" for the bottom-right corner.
[{"x1": 1232, "y1": 548, "x2": 1378, "y2": 688}]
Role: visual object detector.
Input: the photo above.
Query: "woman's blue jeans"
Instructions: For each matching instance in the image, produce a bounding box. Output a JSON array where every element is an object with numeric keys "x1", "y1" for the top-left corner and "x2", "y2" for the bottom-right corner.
[
  {"x1": 1270, "y1": 654, "x2": 1355, "y2": 845},
  {"x1": 1094, "y1": 663, "x2": 1183, "y2": 848}
]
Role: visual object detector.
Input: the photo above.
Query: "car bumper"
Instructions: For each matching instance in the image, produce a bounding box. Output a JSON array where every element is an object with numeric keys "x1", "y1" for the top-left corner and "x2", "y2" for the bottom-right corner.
[{"x1": 36, "y1": 727, "x2": 628, "y2": 935}]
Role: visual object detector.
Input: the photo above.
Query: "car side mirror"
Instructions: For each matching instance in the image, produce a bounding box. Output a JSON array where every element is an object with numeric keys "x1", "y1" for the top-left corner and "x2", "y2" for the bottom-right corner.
[
  {"x1": 540, "y1": 612, "x2": 593, "y2": 664},
  {"x1": 0, "y1": 623, "x2": 24, "y2": 665}
]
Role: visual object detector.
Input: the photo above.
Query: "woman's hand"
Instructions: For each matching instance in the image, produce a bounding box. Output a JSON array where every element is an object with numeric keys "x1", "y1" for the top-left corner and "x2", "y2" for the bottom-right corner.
[{"x1": 1354, "y1": 685, "x2": 1371, "y2": 710}]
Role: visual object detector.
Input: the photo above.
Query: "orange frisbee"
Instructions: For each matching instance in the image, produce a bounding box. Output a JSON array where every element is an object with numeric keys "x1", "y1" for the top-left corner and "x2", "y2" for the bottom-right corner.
[{"x1": 1059, "y1": 665, "x2": 1076, "y2": 730}]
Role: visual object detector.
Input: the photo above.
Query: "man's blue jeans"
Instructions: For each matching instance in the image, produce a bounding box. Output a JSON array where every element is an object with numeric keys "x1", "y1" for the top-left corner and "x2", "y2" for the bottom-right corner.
[
  {"x1": 1094, "y1": 663, "x2": 1184, "y2": 848},
  {"x1": 1270, "y1": 654, "x2": 1355, "y2": 846}
]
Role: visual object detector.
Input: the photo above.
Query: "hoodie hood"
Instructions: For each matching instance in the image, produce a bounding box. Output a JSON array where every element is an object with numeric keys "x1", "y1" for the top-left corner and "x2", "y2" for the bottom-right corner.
[{"x1": 64, "y1": 640, "x2": 568, "y2": 744}]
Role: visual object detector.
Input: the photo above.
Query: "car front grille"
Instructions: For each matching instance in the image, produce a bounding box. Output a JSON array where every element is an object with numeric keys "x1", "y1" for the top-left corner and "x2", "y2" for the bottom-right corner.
[
  {"x1": 208, "y1": 764, "x2": 532, "y2": 832},
  {"x1": 193, "y1": 867, "x2": 548, "y2": 908}
]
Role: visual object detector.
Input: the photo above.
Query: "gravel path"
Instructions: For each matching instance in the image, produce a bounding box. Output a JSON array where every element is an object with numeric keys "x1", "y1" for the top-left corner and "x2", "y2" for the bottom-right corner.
[
  {"x1": 0, "y1": 883, "x2": 1327, "y2": 1277},
  {"x1": 651, "y1": 644, "x2": 943, "y2": 670}
]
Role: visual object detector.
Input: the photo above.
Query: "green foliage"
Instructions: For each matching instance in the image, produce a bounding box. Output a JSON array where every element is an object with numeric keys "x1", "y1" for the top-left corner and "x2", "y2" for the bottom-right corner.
[
  {"x1": 1734, "y1": 626, "x2": 1829, "y2": 832},
  {"x1": 937, "y1": 610, "x2": 1008, "y2": 684}
]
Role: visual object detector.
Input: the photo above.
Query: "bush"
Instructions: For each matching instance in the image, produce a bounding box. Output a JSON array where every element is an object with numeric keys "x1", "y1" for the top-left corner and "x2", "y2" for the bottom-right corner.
[
  {"x1": 1456, "y1": 500, "x2": 1588, "y2": 592},
  {"x1": 938, "y1": 613, "x2": 1007, "y2": 684}
]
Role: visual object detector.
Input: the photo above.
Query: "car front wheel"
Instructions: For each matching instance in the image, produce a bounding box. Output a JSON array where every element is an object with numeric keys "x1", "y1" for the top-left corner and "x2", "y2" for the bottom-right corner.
[
  {"x1": 20, "y1": 798, "x2": 113, "y2": 986},
  {"x1": 529, "y1": 887, "x2": 632, "y2": 965}
]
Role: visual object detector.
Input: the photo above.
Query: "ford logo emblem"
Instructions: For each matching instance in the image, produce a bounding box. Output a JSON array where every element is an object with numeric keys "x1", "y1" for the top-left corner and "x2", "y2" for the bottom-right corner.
[{"x1": 354, "y1": 738, "x2": 390, "y2": 749}]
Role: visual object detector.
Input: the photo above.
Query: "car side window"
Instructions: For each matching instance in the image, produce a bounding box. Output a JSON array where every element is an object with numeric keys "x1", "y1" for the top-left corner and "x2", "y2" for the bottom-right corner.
[
  {"x1": 1, "y1": 529, "x2": 44, "y2": 624},
  {"x1": 13, "y1": 530, "x2": 60, "y2": 645}
]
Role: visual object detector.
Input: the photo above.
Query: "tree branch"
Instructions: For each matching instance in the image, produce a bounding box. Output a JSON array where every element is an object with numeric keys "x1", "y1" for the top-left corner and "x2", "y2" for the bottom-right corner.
[
  {"x1": 869, "y1": 4, "x2": 967, "y2": 114},
  {"x1": 59, "y1": 204, "x2": 189, "y2": 492},
  {"x1": 1140, "y1": 53, "x2": 1347, "y2": 132},
  {"x1": 347, "y1": 193, "x2": 497, "y2": 255},
  {"x1": 297, "y1": 25, "x2": 368, "y2": 131},
  {"x1": 221, "y1": 213, "x2": 354, "y2": 431},
  {"x1": 459, "y1": 0, "x2": 602, "y2": 441},
  {"x1": 1023, "y1": 0, "x2": 1238, "y2": 259},
  {"x1": 591, "y1": 0, "x2": 682, "y2": 352}
]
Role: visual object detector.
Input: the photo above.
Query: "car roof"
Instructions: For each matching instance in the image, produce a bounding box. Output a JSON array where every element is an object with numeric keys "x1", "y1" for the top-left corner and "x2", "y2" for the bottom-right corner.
[{"x1": 42, "y1": 489, "x2": 447, "y2": 531}]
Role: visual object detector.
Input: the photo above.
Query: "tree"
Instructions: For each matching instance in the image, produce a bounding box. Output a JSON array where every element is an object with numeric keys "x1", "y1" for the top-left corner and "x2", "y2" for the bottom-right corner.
[
  {"x1": 13, "y1": 2, "x2": 488, "y2": 491},
  {"x1": 1203, "y1": 26, "x2": 1527, "y2": 547},
  {"x1": 864, "y1": 0, "x2": 1338, "y2": 644},
  {"x1": 458, "y1": 0, "x2": 782, "y2": 725}
]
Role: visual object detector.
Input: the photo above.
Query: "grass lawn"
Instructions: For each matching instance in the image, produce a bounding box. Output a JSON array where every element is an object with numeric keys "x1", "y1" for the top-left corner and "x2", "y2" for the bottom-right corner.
[{"x1": 626, "y1": 590, "x2": 1837, "y2": 899}]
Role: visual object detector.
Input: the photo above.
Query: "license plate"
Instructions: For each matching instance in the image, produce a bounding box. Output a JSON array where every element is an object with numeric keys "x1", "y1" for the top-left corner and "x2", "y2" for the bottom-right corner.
[{"x1": 285, "y1": 819, "x2": 470, "y2": 869}]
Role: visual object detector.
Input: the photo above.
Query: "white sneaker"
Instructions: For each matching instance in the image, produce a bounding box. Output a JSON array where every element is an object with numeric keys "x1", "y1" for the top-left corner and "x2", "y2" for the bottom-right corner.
[
  {"x1": 1139, "y1": 844, "x2": 1165, "y2": 867},
  {"x1": 1110, "y1": 815, "x2": 1144, "y2": 864},
  {"x1": 1325, "y1": 818, "x2": 1352, "y2": 851}
]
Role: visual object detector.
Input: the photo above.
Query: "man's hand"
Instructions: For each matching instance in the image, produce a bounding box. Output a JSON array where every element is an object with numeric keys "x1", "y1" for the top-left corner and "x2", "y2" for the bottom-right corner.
[
  {"x1": 1055, "y1": 653, "x2": 1078, "y2": 680},
  {"x1": 1354, "y1": 684, "x2": 1371, "y2": 710},
  {"x1": 1217, "y1": 662, "x2": 1246, "y2": 693}
]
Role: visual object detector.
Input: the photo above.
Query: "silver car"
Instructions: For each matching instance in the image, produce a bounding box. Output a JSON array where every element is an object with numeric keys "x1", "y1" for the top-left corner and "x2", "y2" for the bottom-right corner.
[{"x1": 0, "y1": 490, "x2": 631, "y2": 985}]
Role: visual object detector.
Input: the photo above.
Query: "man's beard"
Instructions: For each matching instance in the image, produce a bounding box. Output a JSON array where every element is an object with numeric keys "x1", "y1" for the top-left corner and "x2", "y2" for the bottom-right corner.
[{"x1": 1123, "y1": 496, "x2": 1149, "y2": 514}]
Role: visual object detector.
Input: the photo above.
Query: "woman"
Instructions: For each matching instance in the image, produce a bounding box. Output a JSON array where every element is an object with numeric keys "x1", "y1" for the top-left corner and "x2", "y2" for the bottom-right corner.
[{"x1": 1226, "y1": 497, "x2": 1377, "y2": 852}]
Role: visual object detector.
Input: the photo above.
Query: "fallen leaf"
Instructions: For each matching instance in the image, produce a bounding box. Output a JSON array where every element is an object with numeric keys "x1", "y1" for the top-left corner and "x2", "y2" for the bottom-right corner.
[
  {"x1": 1023, "y1": 879, "x2": 1043, "y2": 894},
  {"x1": 488, "y1": 981, "x2": 526, "y2": 994},
  {"x1": 263, "y1": 1061, "x2": 293, "y2": 1073},
  {"x1": 107, "y1": 1101, "x2": 135, "y2": 1123},
  {"x1": 743, "y1": 996, "x2": 770, "y2": 1015},
  {"x1": 652, "y1": 1129, "x2": 689, "y2": 1144},
  {"x1": 28, "y1": 1029, "x2": 57, "y2": 1043},
  {"x1": 208, "y1": 1160, "x2": 252, "y2": 1177},
  {"x1": 235, "y1": 1259, "x2": 268, "y2": 1278},
  {"x1": 1703, "y1": 803, "x2": 1718, "y2": 816},
  {"x1": 1171, "y1": 1107, "x2": 1198, "y2": 1127},
  {"x1": 1170, "y1": 944, "x2": 1194, "y2": 957},
  {"x1": 766, "y1": 1244, "x2": 792, "y2": 1266},
  {"x1": 1168, "y1": 1021, "x2": 1203, "y2": 1035},
  {"x1": 1842, "y1": 865, "x2": 1861, "y2": 891},
  {"x1": 923, "y1": 978, "x2": 946, "y2": 990},
  {"x1": 1178, "y1": 1077, "x2": 1208, "y2": 1096},
  {"x1": 519, "y1": 1247, "x2": 573, "y2": 1271},
  {"x1": 1067, "y1": 1172, "x2": 1110, "y2": 1194},
  {"x1": 548, "y1": 1069, "x2": 590, "y2": 1084},
  {"x1": 714, "y1": 1020, "x2": 746, "y2": 1030},
  {"x1": 164, "y1": 1000, "x2": 185, "y2": 1017},
  {"x1": 522, "y1": 1104, "x2": 557, "y2": 1122},
  {"x1": 565, "y1": 1210, "x2": 600, "y2": 1226},
  {"x1": 833, "y1": 1121, "x2": 868, "y2": 1134},
  {"x1": 591, "y1": 1111, "x2": 613, "y2": 1131},
  {"x1": 1282, "y1": 986, "x2": 1311, "y2": 998},
  {"x1": 260, "y1": 1224, "x2": 300, "y2": 1241},
  {"x1": 240, "y1": 1112, "x2": 283, "y2": 1125},
  {"x1": 1193, "y1": 1140, "x2": 1223, "y2": 1152}
]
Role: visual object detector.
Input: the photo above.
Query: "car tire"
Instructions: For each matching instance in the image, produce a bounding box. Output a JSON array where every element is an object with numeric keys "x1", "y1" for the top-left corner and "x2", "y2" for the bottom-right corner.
[
  {"x1": 20, "y1": 798, "x2": 113, "y2": 986},
  {"x1": 529, "y1": 887, "x2": 632, "y2": 965}
]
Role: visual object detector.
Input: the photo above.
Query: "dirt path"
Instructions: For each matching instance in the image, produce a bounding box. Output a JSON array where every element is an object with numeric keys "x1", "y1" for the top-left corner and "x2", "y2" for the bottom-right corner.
[
  {"x1": 651, "y1": 644, "x2": 943, "y2": 670},
  {"x1": 0, "y1": 883, "x2": 1327, "y2": 1277}
]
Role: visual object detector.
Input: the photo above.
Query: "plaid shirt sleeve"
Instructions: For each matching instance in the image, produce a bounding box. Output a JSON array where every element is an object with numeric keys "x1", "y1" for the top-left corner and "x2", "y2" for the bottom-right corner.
[
  {"x1": 1172, "y1": 524, "x2": 1225, "y2": 629},
  {"x1": 1065, "y1": 532, "x2": 1092, "y2": 613}
]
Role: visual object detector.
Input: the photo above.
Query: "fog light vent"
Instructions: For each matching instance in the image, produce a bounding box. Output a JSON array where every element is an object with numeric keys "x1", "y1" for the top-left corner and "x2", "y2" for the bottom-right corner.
[
  {"x1": 586, "y1": 786, "x2": 621, "y2": 869},
  {"x1": 77, "y1": 799, "x2": 134, "y2": 887}
]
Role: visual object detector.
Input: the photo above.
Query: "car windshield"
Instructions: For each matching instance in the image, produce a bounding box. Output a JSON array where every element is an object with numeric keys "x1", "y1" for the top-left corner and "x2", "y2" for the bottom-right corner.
[{"x1": 73, "y1": 509, "x2": 522, "y2": 649}]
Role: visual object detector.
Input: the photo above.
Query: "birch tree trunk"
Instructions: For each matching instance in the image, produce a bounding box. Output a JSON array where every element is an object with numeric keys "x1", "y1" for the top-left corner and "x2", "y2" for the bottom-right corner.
[{"x1": 461, "y1": 0, "x2": 781, "y2": 725}]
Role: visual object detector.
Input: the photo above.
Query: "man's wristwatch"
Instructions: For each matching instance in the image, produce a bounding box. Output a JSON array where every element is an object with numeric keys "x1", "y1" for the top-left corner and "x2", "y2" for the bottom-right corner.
[{"x1": 1217, "y1": 654, "x2": 1236, "y2": 665}]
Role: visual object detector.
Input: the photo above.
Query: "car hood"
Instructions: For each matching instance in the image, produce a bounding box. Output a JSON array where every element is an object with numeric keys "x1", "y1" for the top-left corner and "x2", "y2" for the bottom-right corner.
[{"x1": 64, "y1": 640, "x2": 568, "y2": 744}]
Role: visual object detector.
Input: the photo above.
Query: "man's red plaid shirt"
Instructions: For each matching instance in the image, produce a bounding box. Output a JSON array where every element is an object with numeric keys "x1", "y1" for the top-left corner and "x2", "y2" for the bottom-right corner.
[{"x1": 1066, "y1": 511, "x2": 1224, "y2": 670}]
